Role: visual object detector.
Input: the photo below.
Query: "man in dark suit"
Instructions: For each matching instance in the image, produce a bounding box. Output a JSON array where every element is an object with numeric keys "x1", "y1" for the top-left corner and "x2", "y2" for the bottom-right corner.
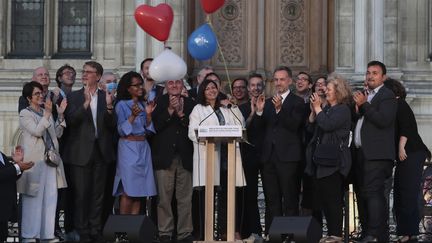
[
  {"x1": 151, "y1": 79, "x2": 196, "y2": 243},
  {"x1": 254, "y1": 66, "x2": 305, "y2": 233},
  {"x1": 238, "y1": 73, "x2": 266, "y2": 240},
  {"x1": 64, "y1": 61, "x2": 116, "y2": 242},
  {"x1": 353, "y1": 61, "x2": 397, "y2": 242},
  {"x1": 0, "y1": 146, "x2": 33, "y2": 242}
]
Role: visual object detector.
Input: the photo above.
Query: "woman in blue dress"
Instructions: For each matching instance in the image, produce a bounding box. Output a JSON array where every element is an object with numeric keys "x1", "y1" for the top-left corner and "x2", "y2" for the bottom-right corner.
[{"x1": 112, "y1": 71, "x2": 157, "y2": 214}]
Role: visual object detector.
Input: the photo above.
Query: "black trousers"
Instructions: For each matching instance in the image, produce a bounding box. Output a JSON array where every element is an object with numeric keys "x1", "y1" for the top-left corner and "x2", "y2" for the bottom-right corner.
[
  {"x1": 394, "y1": 150, "x2": 426, "y2": 236},
  {"x1": 0, "y1": 221, "x2": 7, "y2": 242},
  {"x1": 314, "y1": 173, "x2": 344, "y2": 237},
  {"x1": 262, "y1": 149, "x2": 300, "y2": 233},
  {"x1": 356, "y1": 149, "x2": 393, "y2": 241},
  {"x1": 69, "y1": 145, "x2": 108, "y2": 238},
  {"x1": 237, "y1": 159, "x2": 262, "y2": 238}
]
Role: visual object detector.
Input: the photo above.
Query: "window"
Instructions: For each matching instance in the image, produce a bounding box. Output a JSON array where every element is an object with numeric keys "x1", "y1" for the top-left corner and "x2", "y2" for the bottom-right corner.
[
  {"x1": 57, "y1": 0, "x2": 91, "y2": 58},
  {"x1": 10, "y1": 0, "x2": 45, "y2": 58},
  {"x1": 8, "y1": 0, "x2": 92, "y2": 59}
]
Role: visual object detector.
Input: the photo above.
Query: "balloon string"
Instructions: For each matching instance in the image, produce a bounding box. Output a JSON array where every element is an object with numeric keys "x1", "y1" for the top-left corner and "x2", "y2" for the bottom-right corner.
[{"x1": 206, "y1": 18, "x2": 233, "y2": 96}]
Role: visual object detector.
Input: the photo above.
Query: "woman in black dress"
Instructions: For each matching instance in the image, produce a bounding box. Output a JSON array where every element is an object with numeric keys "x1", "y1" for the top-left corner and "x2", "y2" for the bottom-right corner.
[{"x1": 384, "y1": 78, "x2": 431, "y2": 243}]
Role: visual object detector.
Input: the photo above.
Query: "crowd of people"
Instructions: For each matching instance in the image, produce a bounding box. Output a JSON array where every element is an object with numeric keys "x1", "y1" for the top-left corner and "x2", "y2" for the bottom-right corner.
[{"x1": 0, "y1": 59, "x2": 430, "y2": 243}]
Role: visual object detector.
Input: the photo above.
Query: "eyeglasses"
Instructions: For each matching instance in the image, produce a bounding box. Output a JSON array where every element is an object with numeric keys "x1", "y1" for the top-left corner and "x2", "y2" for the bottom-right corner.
[
  {"x1": 130, "y1": 83, "x2": 143, "y2": 88},
  {"x1": 32, "y1": 92, "x2": 43, "y2": 97},
  {"x1": 296, "y1": 77, "x2": 309, "y2": 82},
  {"x1": 81, "y1": 70, "x2": 97, "y2": 75},
  {"x1": 232, "y1": 86, "x2": 246, "y2": 90},
  {"x1": 62, "y1": 70, "x2": 76, "y2": 76}
]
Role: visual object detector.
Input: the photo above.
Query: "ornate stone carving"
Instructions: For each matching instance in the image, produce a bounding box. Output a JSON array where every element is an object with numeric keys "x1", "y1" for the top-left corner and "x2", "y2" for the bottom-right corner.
[
  {"x1": 280, "y1": 0, "x2": 305, "y2": 65},
  {"x1": 212, "y1": 0, "x2": 244, "y2": 66}
]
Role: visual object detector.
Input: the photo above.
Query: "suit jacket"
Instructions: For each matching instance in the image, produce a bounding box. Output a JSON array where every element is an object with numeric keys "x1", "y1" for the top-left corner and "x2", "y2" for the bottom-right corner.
[
  {"x1": 64, "y1": 88, "x2": 117, "y2": 166},
  {"x1": 151, "y1": 94, "x2": 196, "y2": 171},
  {"x1": 357, "y1": 86, "x2": 397, "y2": 161},
  {"x1": 17, "y1": 108, "x2": 67, "y2": 196},
  {"x1": 0, "y1": 153, "x2": 19, "y2": 222},
  {"x1": 254, "y1": 92, "x2": 305, "y2": 163},
  {"x1": 239, "y1": 101, "x2": 265, "y2": 165}
]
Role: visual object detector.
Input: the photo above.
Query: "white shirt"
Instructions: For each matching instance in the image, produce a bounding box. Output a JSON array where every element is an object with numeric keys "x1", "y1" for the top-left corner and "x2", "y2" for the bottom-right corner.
[
  {"x1": 354, "y1": 84, "x2": 384, "y2": 148},
  {"x1": 90, "y1": 90, "x2": 98, "y2": 138}
]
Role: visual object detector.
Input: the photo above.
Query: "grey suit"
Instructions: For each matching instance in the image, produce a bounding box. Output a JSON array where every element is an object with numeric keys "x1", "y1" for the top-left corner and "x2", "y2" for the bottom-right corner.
[
  {"x1": 354, "y1": 86, "x2": 397, "y2": 241},
  {"x1": 64, "y1": 88, "x2": 116, "y2": 239}
]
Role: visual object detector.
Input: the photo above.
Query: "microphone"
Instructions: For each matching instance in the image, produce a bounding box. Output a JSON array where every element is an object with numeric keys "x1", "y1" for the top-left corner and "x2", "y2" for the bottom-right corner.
[
  {"x1": 225, "y1": 104, "x2": 242, "y2": 126},
  {"x1": 198, "y1": 107, "x2": 217, "y2": 126}
]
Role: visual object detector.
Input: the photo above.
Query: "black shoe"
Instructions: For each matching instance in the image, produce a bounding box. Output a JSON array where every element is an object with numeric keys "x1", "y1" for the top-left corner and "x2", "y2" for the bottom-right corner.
[
  {"x1": 178, "y1": 234, "x2": 194, "y2": 243},
  {"x1": 159, "y1": 235, "x2": 172, "y2": 243}
]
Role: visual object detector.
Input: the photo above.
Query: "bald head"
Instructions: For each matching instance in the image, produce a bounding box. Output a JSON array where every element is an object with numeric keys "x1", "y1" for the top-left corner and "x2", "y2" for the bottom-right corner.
[{"x1": 32, "y1": 67, "x2": 50, "y2": 88}]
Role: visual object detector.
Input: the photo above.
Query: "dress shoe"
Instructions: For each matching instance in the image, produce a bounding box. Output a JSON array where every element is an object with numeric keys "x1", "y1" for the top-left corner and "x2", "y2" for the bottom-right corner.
[
  {"x1": 159, "y1": 235, "x2": 172, "y2": 243},
  {"x1": 178, "y1": 234, "x2": 194, "y2": 243}
]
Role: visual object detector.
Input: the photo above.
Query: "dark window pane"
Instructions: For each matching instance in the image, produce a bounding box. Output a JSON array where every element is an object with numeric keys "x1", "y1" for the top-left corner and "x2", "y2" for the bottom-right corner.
[
  {"x1": 9, "y1": 0, "x2": 44, "y2": 58},
  {"x1": 57, "y1": 0, "x2": 91, "y2": 58}
]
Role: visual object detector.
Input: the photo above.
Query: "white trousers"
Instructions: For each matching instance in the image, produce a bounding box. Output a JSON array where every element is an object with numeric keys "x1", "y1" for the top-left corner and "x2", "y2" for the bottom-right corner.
[{"x1": 21, "y1": 162, "x2": 58, "y2": 240}]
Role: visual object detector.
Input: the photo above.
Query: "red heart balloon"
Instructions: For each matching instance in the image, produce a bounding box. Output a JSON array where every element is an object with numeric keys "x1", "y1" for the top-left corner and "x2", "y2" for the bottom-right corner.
[
  {"x1": 134, "y1": 4, "x2": 173, "y2": 42},
  {"x1": 200, "y1": 0, "x2": 225, "y2": 14}
]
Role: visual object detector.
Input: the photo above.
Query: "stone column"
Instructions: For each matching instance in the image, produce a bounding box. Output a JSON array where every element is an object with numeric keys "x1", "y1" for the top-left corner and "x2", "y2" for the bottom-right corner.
[
  {"x1": 354, "y1": 0, "x2": 367, "y2": 73},
  {"x1": 135, "y1": 0, "x2": 146, "y2": 72},
  {"x1": 370, "y1": 0, "x2": 384, "y2": 62}
]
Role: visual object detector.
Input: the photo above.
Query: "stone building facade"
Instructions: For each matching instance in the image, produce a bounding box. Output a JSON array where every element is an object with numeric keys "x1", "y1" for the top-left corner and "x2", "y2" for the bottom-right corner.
[{"x1": 0, "y1": 0, "x2": 431, "y2": 153}]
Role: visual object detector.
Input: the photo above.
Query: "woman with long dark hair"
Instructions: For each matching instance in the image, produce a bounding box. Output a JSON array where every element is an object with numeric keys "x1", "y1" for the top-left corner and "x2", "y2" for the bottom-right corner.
[
  {"x1": 384, "y1": 78, "x2": 431, "y2": 243},
  {"x1": 188, "y1": 79, "x2": 246, "y2": 240},
  {"x1": 112, "y1": 71, "x2": 157, "y2": 214}
]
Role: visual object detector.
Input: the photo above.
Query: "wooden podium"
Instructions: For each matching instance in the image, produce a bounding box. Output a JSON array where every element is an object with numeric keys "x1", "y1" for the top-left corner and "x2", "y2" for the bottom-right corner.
[{"x1": 194, "y1": 125, "x2": 244, "y2": 243}]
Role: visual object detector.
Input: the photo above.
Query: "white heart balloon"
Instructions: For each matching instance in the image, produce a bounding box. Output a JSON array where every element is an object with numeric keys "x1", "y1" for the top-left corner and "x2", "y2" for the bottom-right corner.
[{"x1": 149, "y1": 49, "x2": 187, "y2": 84}]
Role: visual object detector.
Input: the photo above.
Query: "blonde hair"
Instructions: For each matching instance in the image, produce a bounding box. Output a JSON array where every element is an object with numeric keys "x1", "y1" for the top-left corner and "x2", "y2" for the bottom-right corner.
[{"x1": 326, "y1": 72, "x2": 352, "y2": 105}]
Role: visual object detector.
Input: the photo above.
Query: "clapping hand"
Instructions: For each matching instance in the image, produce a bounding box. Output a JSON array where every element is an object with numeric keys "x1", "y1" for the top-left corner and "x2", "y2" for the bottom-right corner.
[
  {"x1": 12, "y1": 146, "x2": 34, "y2": 171},
  {"x1": 256, "y1": 94, "x2": 265, "y2": 113},
  {"x1": 272, "y1": 94, "x2": 282, "y2": 111},
  {"x1": 131, "y1": 101, "x2": 143, "y2": 117},
  {"x1": 56, "y1": 98, "x2": 68, "y2": 115},
  {"x1": 310, "y1": 92, "x2": 322, "y2": 112}
]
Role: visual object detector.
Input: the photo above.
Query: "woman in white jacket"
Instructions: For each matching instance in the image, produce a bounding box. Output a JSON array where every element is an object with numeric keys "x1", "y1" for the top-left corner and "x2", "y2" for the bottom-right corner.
[
  {"x1": 188, "y1": 79, "x2": 246, "y2": 240},
  {"x1": 17, "y1": 81, "x2": 67, "y2": 242}
]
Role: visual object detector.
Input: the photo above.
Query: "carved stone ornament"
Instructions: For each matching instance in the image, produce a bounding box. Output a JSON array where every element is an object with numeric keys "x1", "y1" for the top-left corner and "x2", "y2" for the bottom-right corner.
[
  {"x1": 213, "y1": 0, "x2": 243, "y2": 65},
  {"x1": 280, "y1": 0, "x2": 305, "y2": 65}
]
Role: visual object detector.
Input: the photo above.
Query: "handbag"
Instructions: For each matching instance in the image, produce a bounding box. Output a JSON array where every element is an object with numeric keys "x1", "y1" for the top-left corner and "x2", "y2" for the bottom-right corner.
[
  {"x1": 43, "y1": 129, "x2": 61, "y2": 167},
  {"x1": 312, "y1": 128, "x2": 344, "y2": 167}
]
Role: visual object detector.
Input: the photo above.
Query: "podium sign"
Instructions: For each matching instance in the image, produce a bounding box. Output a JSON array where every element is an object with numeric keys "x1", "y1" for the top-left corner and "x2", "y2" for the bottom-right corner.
[{"x1": 198, "y1": 125, "x2": 242, "y2": 138}]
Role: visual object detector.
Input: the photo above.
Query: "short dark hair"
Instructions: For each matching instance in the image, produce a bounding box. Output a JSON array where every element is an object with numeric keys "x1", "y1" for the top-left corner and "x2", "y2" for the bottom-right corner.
[
  {"x1": 231, "y1": 77, "x2": 248, "y2": 90},
  {"x1": 197, "y1": 79, "x2": 222, "y2": 109},
  {"x1": 384, "y1": 78, "x2": 407, "y2": 99},
  {"x1": 116, "y1": 71, "x2": 145, "y2": 101},
  {"x1": 84, "y1": 61, "x2": 103, "y2": 76},
  {"x1": 55, "y1": 64, "x2": 76, "y2": 87},
  {"x1": 22, "y1": 81, "x2": 43, "y2": 101},
  {"x1": 297, "y1": 71, "x2": 312, "y2": 84},
  {"x1": 273, "y1": 65, "x2": 293, "y2": 78},
  {"x1": 248, "y1": 72, "x2": 263, "y2": 80},
  {"x1": 367, "y1": 60, "x2": 387, "y2": 75},
  {"x1": 140, "y1": 58, "x2": 153, "y2": 71}
]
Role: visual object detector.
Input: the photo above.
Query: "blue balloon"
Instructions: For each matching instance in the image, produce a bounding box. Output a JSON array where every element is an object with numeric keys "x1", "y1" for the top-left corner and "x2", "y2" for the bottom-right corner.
[{"x1": 188, "y1": 23, "x2": 217, "y2": 61}]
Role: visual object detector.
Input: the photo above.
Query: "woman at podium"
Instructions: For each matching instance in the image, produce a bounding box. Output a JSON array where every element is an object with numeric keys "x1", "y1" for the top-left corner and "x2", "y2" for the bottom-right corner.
[{"x1": 188, "y1": 79, "x2": 246, "y2": 240}]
